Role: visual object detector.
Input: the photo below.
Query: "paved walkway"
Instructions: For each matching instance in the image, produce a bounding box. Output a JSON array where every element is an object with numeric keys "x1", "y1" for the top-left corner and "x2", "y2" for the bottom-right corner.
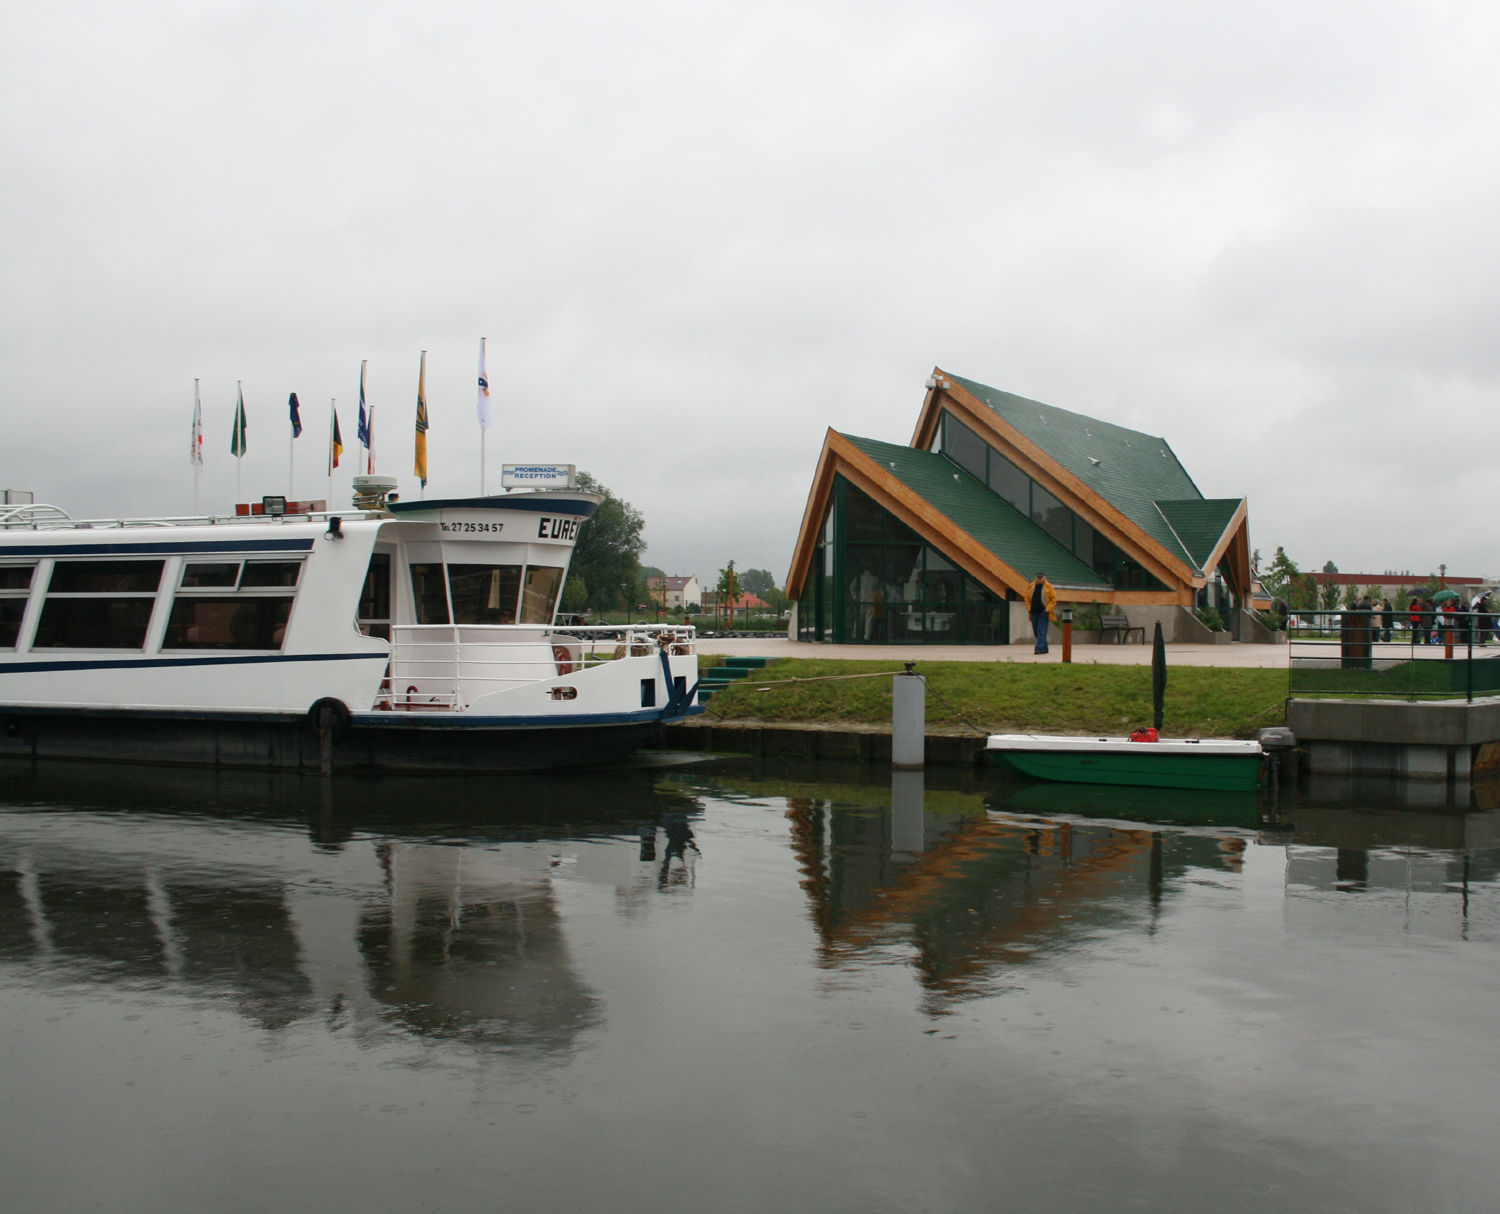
[{"x1": 698, "y1": 638, "x2": 1289, "y2": 668}]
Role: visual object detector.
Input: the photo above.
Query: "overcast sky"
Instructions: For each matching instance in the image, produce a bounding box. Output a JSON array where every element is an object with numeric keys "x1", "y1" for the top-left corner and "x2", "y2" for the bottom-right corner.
[{"x1": 3, "y1": 1, "x2": 1497, "y2": 583}]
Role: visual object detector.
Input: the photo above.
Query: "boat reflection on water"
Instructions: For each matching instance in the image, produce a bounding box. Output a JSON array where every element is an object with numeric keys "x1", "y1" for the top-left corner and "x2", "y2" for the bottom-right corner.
[
  {"x1": 995, "y1": 780, "x2": 1265, "y2": 830},
  {"x1": 0, "y1": 759, "x2": 704, "y2": 1058}
]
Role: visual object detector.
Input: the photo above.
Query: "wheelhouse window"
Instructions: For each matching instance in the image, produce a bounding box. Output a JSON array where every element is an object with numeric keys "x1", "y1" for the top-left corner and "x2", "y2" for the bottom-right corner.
[
  {"x1": 0, "y1": 563, "x2": 34, "y2": 648},
  {"x1": 520, "y1": 566, "x2": 564, "y2": 624},
  {"x1": 34, "y1": 560, "x2": 164, "y2": 649},
  {"x1": 162, "y1": 559, "x2": 301, "y2": 651},
  {"x1": 448, "y1": 564, "x2": 521, "y2": 625},
  {"x1": 410, "y1": 564, "x2": 450, "y2": 625}
]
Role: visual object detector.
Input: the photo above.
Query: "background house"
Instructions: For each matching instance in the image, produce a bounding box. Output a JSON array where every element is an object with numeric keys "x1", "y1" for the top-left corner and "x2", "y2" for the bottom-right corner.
[{"x1": 646, "y1": 575, "x2": 702, "y2": 610}]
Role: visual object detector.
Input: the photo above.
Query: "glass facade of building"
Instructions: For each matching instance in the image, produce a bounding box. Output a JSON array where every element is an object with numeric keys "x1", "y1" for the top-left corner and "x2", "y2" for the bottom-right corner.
[
  {"x1": 797, "y1": 478, "x2": 1010, "y2": 644},
  {"x1": 935, "y1": 411, "x2": 1167, "y2": 592}
]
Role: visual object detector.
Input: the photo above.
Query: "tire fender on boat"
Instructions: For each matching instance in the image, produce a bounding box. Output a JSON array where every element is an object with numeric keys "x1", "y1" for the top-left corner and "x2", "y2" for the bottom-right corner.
[{"x1": 307, "y1": 697, "x2": 352, "y2": 738}]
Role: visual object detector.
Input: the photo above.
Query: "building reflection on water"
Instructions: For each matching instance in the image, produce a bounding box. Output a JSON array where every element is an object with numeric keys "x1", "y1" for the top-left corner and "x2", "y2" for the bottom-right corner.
[{"x1": 782, "y1": 775, "x2": 1252, "y2": 1013}]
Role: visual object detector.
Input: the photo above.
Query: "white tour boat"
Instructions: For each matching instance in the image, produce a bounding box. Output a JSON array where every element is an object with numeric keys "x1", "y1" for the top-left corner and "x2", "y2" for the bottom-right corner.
[{"x1": 0, "y1": 479, "x2": 702, "y2": 772}]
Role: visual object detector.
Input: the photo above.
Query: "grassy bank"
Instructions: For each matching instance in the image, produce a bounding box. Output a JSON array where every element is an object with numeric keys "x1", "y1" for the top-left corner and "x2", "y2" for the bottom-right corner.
[{"x1": 696, "y1": 658, "x2": 1288, "y2": 738}]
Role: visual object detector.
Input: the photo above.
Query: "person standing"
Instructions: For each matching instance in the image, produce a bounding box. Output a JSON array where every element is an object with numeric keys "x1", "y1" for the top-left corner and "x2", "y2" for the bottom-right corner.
[
  {"x1": 1029, "y1": 571, "x2": 1057, "y2": 655},
  {"x1": 1380, "y1": 598, "x2": 1394, "y2": 644},
  {"x1": 1410, "y1": 597, "x2": 1425, "y2": 644}
]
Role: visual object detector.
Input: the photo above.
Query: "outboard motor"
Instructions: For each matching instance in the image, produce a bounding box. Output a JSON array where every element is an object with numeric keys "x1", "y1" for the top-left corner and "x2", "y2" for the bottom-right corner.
[{"x1": 1257, "y1": 726, "x2": 1298, "y2": 792}]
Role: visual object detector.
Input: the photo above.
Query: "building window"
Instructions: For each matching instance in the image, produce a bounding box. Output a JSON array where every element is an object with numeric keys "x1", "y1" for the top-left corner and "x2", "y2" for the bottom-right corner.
[
  {"x1": 163, "y1": 559, "x2": 301, "y2": 650},
  {"x1": 815, "y1": 479, "x2": 1008, "y2": 644},
  {"x1": 0, "y1": 563, "x2": 35, "y2": 648},
  {"x1": 938, "y1": 409, "x2": 1168, "y2": 592},
  {"x1": 34, "y1": 560, "x2": 164, "y2": 649}
]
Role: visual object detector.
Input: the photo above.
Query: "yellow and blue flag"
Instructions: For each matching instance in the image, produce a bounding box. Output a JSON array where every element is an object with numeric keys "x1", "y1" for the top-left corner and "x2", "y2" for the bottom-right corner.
[{"x1": 414, "y1": 350, "x2": 429, "y2": 488}]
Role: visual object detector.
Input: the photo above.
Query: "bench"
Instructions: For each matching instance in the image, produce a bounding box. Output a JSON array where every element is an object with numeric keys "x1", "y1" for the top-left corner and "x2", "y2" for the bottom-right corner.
[{"x1": 1099, "y1": 613, "x2": 1146, "y2": 645}]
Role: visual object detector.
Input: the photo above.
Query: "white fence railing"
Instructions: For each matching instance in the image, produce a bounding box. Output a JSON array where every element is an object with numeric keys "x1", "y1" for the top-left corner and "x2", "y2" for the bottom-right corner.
[{"x1": 376, "y1": 623, "x2": 696, "y2": 712}]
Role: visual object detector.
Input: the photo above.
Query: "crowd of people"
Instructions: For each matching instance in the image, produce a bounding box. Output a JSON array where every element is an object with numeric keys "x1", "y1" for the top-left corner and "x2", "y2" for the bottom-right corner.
[{"x1": 1289, "y1": 592, "x2": 1497, "y2": 644}]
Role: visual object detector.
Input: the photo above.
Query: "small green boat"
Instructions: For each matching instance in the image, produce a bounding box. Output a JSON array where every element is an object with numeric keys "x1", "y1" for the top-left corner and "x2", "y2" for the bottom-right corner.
[{"x1": 986, "y1": 733, "x2": 1266, "y2": 793}]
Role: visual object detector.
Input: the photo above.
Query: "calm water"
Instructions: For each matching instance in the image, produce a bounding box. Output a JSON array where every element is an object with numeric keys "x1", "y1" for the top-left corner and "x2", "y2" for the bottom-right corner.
[{"x1": 2, "y1": 756, "x2": 1499, "y2": 1214}]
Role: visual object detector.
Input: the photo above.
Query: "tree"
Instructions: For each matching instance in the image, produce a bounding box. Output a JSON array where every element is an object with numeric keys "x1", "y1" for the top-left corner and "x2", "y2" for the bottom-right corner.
[
  {"x1": 570, "y1": 472, "x2": 648, "y2": 612},
  {"x1": 1319, "y1": 577, "x2": 1342, "y2": 611},
  {"x1": 641, "y1": 565, "x2": 665, "y2": 580},
  {"x1": 737, "y1": 568, "x2": 777, "y2": 599},
  {"x1": 1323, "y1": 561, "x2": 1339, "y2": 574},
  {"x1": 561, "y1": 573, "x2": 588, "y2": 613},
  {"x1": 1259, "y1": 547, "x2": 1300, "y2": 602}
]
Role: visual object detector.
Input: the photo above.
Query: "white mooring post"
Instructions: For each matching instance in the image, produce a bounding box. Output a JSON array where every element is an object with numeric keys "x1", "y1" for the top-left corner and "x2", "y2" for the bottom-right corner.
[{"x1": 892, "y1": 664, "x2": 925, "y2": 769}]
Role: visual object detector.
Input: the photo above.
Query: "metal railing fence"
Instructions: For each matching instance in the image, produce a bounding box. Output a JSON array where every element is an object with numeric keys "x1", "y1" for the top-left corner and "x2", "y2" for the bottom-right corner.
[
  {"x1": 378, "y1": 622, "x2": 696, "y2": 712},
  {"x1": 1287, "y1": 608, "x2": 1499, "y2": 702}
]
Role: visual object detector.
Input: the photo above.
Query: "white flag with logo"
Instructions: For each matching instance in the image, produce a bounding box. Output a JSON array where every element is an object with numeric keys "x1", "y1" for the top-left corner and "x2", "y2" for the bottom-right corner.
[
  {"x1": 190, "y1": 381, "x2": 204, "y2": 467},
  {"x1": 476, "y1": 338, "x2": 493, "y2": 431}
]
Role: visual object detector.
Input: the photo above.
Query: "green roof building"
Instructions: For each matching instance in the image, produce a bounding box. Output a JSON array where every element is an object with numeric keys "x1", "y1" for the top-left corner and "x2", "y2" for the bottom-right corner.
[{"x1": 785, "y1": 369, "x2": 1265, "y2": 645}]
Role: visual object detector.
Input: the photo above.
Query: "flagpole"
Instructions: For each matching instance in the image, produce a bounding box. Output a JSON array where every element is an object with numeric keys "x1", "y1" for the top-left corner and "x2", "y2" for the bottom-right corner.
[
  {"x1": 477, "y1": 336, "x2": 489, "y2": 495},
  {"x1": 368, "y1": 404, "x2": 376, "y2": 475},
  {"x1": 235, "y1": 380, "x2": 243, "y2": 507},
  {"x1": 289, "y1": 427, "x2": 294, "y2": 501},
  {"x1": 193, "y1": 378, "x2": 201, "y2": 517}
]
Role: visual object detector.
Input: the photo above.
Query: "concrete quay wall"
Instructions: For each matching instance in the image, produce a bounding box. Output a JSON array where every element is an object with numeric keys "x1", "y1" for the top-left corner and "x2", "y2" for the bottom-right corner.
[{"x1": 1287, "y1": 696, "x2": 1500, "y2": 782}]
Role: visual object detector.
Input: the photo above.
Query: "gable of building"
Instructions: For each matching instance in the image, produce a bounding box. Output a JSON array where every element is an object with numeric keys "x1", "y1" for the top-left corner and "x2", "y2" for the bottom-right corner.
[
  {"x1": 842, "y1": 434, "x2": 1109, "y2": 590},
  {"x1": 946, "y1": 373, "x2": 1205, "y2": 566}
]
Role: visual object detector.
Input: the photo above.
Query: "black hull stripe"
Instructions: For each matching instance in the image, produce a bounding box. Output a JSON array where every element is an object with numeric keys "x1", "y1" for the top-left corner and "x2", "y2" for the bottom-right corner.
[
  {"x1": 0, "y1": 652, "x2": 385, "y2": 674},
  {"x1": 0, "y1": 539, "x2": 316, "y2": 557}
]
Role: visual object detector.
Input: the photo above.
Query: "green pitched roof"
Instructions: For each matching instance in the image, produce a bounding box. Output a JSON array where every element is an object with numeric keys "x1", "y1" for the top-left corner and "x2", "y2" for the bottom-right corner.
[
  {"x1": 1153, "y1": 498, "x2": 1242, "y2": 571},
  {"x1": 843, "y1": 433, "x2": 1109, "y2": 590},
  {"x1": 948, "y1": 373, "x2": 1204, "y2": 565}
]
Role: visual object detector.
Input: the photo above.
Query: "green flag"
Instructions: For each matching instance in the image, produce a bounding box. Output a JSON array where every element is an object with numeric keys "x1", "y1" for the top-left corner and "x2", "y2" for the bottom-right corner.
[{"x1": 231, "y1": 383, "x2": 247, "y2": 457}]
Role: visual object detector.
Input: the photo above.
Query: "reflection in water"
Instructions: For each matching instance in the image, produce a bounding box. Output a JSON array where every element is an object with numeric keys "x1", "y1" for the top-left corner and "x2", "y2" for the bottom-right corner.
[
  {"x1": 0, "y1": 761, "x2": 704, "y2": 1058},
  {"x1": 784, "y1": 778, "x2": 1249, "y2": 1013},
  {"x1": 3, "y1": 756, "x2": 1500, "y2": 1213}
]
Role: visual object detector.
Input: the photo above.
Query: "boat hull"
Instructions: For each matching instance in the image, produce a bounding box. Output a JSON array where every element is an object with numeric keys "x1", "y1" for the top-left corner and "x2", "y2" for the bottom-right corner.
[
  {"x1": 0, "y1": 708, "x2": 685, "y2": 774},
  {"x1": 990, "y1": 745, "x2": 1264, "y2": 793}
]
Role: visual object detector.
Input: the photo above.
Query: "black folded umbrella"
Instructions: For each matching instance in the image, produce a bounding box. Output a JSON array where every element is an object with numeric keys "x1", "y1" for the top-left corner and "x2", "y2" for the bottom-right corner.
[{"x1": 1152, "y1": 622, "x2": 1167, "y2": 731}]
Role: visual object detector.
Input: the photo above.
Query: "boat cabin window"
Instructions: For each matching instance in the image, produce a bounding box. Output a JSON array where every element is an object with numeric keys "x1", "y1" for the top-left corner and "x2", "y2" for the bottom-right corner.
[
  {"x1": 410, "y1": 563, "x2": 451, "y2": 625},
  {"x1": 448, "y1": 564, "x2": 522, "y2": 625},
  {"x1": 520, "y1": 566, "x2": 564, "y2": 624},
  {"x1": 0, "y1": 563, "x2": 34, "y2": 648},
  {"x1": 162, "y1": 558, "x2": 303, "y2": 651},
  {"x1": 34, "y1": 560, "x2": 164, "y2": 649},
  {"x1": 407, "y1": 561, "x2": 566, "y2": 627},
  {"x1": 359, "y1": 553, "x2": 392, "y2": 639}
]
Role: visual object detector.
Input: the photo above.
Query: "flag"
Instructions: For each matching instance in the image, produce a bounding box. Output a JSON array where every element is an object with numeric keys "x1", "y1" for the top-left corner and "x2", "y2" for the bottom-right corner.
[
  {"x1": 288, "y1": 392, "x2": 302, "y2": 439},
  {"x1": 476, "y1": 338, "x2": 492, "y2": 431},
  {"x1": 330, "y1": 404, "x2": 344, "y2": 472},
  {"x1": 191, "y1": 381, "x2": 203, "y2": 467},
  {"x1": 414, "y1": 350, "x2": 429, "y2": 488},
  {"x1": 357, "y1": 360, "x2": 370, "y2": 449},
  {"x1": 230, "y1": 383, "x2": 247, "y2": 457}
]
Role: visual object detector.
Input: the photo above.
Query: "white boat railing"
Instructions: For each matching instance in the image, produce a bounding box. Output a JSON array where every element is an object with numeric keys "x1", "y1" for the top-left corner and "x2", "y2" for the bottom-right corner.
[
  {"x1": 376, "y1": 623, "x2": 697, "y2": 712},
  {"x1": 0, "y1": 508, "x2": 383, "y2": 531}
]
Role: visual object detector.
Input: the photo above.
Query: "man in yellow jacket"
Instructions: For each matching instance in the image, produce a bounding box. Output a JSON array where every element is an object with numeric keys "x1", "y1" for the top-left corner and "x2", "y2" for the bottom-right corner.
[{"x1": 1029, "y1": 571, "x2": 1057, "y2": 655}]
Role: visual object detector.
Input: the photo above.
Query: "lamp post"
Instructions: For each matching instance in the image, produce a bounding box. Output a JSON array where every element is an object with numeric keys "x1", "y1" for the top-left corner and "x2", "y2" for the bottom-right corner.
[{"x1": 1061, "y1": 604, "x2": 1074, "y2": 664}]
